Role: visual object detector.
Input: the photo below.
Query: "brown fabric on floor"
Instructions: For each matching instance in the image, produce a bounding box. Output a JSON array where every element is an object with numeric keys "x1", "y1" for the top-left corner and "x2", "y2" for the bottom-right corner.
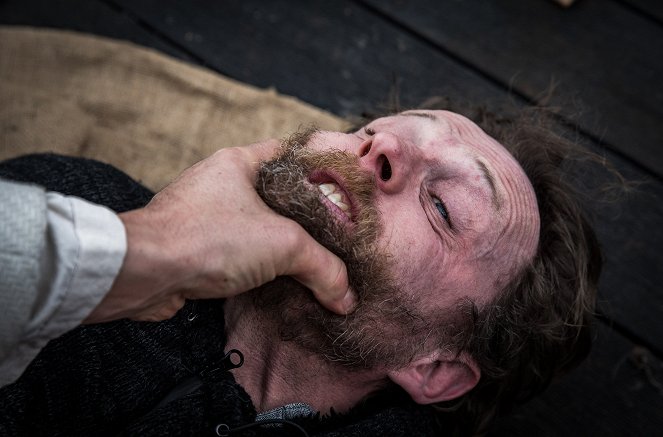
[{"x1": 0, "y1": 26, "x2": 348, "y2": 190}]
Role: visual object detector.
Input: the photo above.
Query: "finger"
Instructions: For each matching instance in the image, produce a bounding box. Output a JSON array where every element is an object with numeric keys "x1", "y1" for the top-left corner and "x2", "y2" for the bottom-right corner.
[
  {"x1": 240, "y1": 139, "x2": 283, "y2": 170},
  {"x1": 282, "y1": 228, "x2": 355, "y2": 315}
]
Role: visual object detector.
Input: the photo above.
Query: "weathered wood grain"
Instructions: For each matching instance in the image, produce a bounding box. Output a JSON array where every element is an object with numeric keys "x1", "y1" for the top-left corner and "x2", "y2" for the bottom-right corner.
[
  {"x1": 361, "y1": 0, "x2": 663, "y2": 178},
  {"x1": 109, "y1": 0, "x2": 510, "y2": 116},
  {"x1": 622, "y1": 0, "x2": 663, "y2": 23},
  {"x1": 490, "y1": 323, "x2": 663, "y2": 436},
  {"x1": 0, "y1": 0, "x2": 192, "y2": 62}
]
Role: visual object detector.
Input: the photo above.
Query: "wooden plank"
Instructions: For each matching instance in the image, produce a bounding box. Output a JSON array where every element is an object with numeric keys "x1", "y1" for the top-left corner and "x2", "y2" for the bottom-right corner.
[
  {"x1": 110, "y1": 0, "x2": 510, "y2": 116},
  {"x1": 622, "y1": 0, "x2": 663, "y2": 23},
  {"x1": 110, "y1": 0, "x2": 663, "y2": 356},
  {"x1": 360, "y1": 0, "x2": 663, "y2": 178},
  {"x1": 592, "y1": 171, "x2": 663, "y2": 354},
  {"x1": 490, "y1": 323, "x2": 663, "y2": 436},
  {"x1": 0, "y1": 0, "x2": 192, "y2": 63}
]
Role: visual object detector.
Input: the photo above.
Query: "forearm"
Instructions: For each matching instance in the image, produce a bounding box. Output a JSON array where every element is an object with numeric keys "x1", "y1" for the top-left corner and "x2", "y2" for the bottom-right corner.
[{"x1": 85, "y1": 207, "x2": 187, "y2": 323}]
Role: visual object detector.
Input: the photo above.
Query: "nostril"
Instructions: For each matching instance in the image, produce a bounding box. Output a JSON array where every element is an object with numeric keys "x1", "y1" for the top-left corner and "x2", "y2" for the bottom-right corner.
[
  {"x1": 360, "y1": 142, "x2": 372, "y2": 157},
  {"x1": 380, "y1": 156, "x2": 392, "y2": 181}
]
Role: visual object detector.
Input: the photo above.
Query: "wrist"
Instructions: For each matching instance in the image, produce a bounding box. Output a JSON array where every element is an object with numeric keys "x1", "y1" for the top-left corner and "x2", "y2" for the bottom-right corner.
[{"x1": 85, "y1": 207, "x2": 184, "y2": 323}]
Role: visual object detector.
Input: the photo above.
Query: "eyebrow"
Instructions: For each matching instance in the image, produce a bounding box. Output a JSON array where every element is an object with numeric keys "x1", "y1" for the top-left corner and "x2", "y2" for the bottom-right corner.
[
  {"x1": 399, "y1": 111, "x2": 437, "y2": 120},
  {"x1": 476, "y1": 158, "x2": 501, "y2": 211}
]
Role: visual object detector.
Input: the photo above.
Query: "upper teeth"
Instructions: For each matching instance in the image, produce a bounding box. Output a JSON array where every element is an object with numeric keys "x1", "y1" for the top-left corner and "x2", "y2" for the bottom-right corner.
[{"x1": 318, "y1": 183, "x2": 351, "y2": 218}]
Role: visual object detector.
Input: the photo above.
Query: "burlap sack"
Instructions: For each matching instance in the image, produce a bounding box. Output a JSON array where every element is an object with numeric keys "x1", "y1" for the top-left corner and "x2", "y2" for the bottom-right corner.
[{"x1": 0, "y1": 26, "x2": 348, "y2": 190}]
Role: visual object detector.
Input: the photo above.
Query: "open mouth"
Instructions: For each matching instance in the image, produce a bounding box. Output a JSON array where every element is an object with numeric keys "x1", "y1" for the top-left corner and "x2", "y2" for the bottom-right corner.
[{"x1": 309, "y1": 171, "x2": 356, "y2": 222}]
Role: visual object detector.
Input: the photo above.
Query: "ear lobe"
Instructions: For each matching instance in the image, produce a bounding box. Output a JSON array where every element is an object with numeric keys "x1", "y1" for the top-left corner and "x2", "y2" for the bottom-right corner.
[{"x1": 388, "y1": 351, "x2": 480, "y2": 404}]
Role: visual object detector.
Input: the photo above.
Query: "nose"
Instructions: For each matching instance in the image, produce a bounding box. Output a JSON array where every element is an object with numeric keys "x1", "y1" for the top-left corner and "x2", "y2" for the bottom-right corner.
[{"x1": 358, "y1": 131, "x2": 411, "y2": 194}]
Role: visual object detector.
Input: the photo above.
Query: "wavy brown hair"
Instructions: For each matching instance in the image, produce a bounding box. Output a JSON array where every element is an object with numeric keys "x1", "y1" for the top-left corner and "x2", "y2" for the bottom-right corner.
[{"x1": 402, "y1": 101, "x2": 604, "y2": 436}]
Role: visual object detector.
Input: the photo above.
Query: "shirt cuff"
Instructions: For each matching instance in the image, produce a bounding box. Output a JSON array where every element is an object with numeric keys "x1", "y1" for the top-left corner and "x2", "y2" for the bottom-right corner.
[
  {"x1": 1, "y1": 193, "x2": 126, "y2": 386},
  {"x1": 40, "y1": 193, "x2": 128, "y2": 333}
]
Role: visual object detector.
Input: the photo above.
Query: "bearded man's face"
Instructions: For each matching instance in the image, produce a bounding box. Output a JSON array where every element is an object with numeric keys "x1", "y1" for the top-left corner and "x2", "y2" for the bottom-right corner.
[
  {"x1": 253, "y1": 128, "x2": 437, "y2": 370},
  {"x1": 248, "y1": 109, "x2": 540, "y2": 372}
]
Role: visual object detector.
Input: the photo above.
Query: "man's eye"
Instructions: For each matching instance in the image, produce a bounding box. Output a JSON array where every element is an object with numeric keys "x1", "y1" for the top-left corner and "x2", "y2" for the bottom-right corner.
[{"x1": 433, "y1": 197, "x2": 450, "y2": 224}]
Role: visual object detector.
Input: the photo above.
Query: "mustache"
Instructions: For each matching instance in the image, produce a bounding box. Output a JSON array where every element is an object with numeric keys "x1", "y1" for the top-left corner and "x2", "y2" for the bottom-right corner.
[{"x1": 256, "y1": 130, "x2": 383, "y2": 268}]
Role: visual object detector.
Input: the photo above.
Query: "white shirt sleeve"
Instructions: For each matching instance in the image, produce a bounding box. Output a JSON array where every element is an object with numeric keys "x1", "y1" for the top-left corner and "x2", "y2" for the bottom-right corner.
[{"x1": 0, "y1": 192, "x2": 127, "y2": 386}]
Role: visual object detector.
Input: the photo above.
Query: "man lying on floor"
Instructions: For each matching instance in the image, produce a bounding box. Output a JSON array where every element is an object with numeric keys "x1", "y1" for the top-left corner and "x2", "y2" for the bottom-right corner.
[{"x1": 0, "y1": 109, "x2": 601, "y2": 436}]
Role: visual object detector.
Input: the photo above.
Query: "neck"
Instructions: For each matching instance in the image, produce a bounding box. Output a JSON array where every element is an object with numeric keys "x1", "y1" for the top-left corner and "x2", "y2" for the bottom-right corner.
[{"x1": 224, "y1": 297, "x2": 388, "y2": 414}]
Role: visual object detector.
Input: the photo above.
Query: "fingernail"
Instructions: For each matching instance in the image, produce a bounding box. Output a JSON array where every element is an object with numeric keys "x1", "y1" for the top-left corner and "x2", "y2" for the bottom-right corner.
[{"x1": 341, "y1": 289, "x2": 357, "y2": 313}]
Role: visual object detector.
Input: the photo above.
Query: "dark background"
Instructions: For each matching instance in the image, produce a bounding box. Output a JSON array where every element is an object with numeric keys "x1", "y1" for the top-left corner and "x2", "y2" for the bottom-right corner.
[{"x1": 1, "y1": 0, "x2": 662, "y2": 435}]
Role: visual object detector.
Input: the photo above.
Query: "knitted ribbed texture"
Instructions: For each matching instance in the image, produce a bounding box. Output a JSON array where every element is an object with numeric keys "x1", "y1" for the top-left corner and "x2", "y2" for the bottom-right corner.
[
  {"x1": 0, "y1": 153, "x2": 154, "y2": 212},
  {"x1": 0, "y1": 154, "x2": 441, "y2": 436}
]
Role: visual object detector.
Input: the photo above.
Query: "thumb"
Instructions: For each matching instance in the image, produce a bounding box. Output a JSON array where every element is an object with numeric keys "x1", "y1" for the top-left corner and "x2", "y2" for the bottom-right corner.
[
  {"x1": 240, "y1": 139, "x2": 283, "y2": 171},
  {"x1": 282, "y1": 227, "x2": 356, "y2": 315}
]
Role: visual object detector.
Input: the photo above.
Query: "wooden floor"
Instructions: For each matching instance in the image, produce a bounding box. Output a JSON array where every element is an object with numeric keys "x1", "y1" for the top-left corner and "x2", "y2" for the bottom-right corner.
[{"x1": 2, "y1": 0, "x2": 662, "y2": 435}]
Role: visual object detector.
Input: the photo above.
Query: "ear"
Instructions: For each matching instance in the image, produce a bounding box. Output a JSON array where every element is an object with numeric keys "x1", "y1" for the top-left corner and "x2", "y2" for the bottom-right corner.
[{"x1": 388, "y1": 351, "x2": 480, "y2": 404}]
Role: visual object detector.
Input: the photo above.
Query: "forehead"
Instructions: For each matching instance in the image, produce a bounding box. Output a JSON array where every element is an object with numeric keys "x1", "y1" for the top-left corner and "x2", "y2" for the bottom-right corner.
[{"x1": 369, "y1": 110, "x2": 506, "y2": 154}]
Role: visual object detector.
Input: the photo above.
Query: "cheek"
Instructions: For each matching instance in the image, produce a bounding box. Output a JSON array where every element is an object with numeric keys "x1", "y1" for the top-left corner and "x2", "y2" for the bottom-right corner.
[
  {"x1": 374, "y1": 198, "x2": 495, "y2": 307},
  {"x1": 376, "y1": 202, "x2": 449, "y2": 298},
  {"x1": 375, "y1": 198, "x2": 427, "y2": 256}
]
